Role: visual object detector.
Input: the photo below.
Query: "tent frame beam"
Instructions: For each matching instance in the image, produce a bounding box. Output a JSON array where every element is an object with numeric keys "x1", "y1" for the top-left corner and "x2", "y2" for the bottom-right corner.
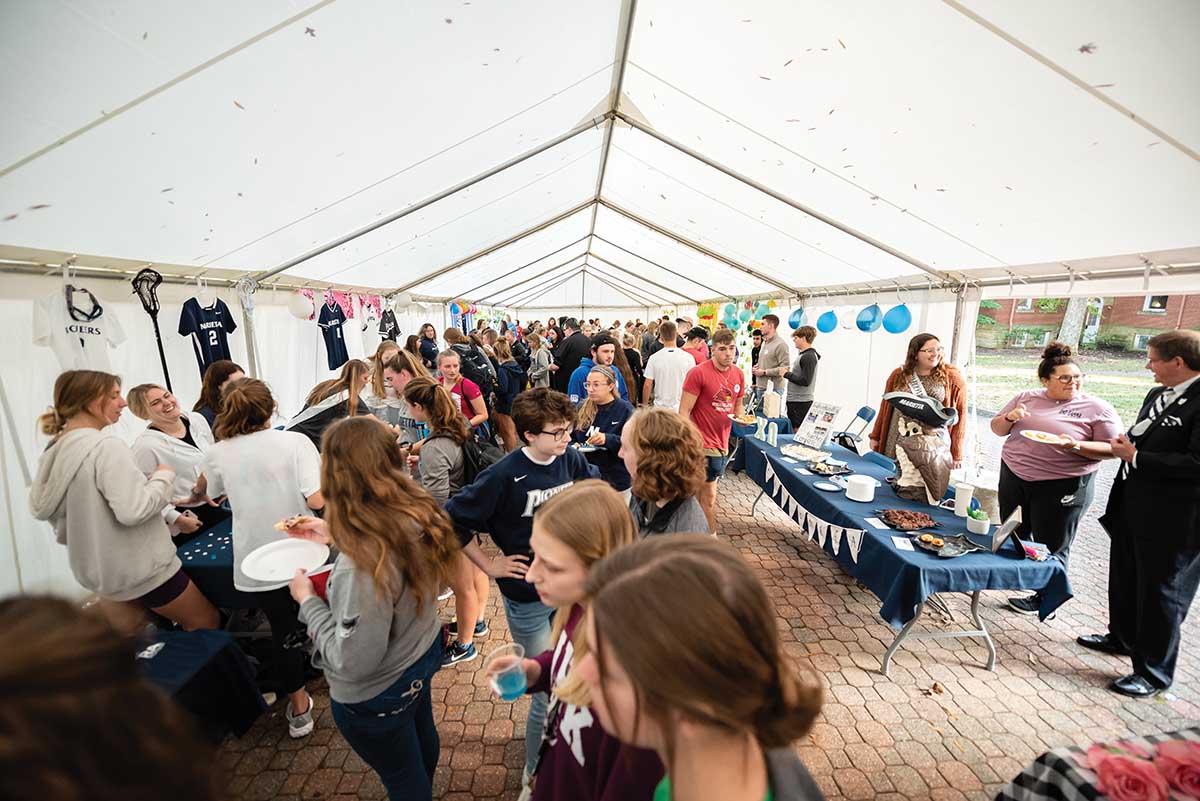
[
  {"x1": 255, "y1": 114, "x2": 609, "y2": 285},
  {"x1": 451, "y1": 238, "x2": 589, "y2": 299},
  {"x1": 478, "y1": 257, "x2": 587, "y2": 304},
  {"x1": 612, "y1": 110, "x2": 954, "y2": 285},
  {"x1": 585, "y1": 250, "x2": 696, "y2": 303},
  {"x1": 588, "y1": 0, "x2": 639, "y2": 238},
  {"x1": 584, "y1": 264, "x2": 672, "y2": 306},
  {"x1": 583, "y1": 268, "x2": 659, "y2": 308},
  {"x1": 504, "y1": 266, "x2": 586, "y2": 308},
  {"x1": 590, "y1": 236, "x2": 728, "y2": 299}
]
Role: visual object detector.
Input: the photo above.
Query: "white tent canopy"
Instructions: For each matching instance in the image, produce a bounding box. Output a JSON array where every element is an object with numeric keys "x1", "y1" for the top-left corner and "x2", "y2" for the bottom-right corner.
[{"x1": 2, "y1": 0, "x2": 1198, "y2": 302}]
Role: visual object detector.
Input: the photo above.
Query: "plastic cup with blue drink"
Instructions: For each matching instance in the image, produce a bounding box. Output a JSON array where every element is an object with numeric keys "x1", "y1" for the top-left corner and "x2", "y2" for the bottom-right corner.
[{"x1": 485, "y1": 643, "x2": 527, "y2": 701}]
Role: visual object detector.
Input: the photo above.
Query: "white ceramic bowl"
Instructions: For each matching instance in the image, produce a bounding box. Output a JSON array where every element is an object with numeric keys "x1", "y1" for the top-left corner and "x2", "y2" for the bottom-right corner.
[{"x1": 966, "y1": 515, "x2": 990, "y2": 536}]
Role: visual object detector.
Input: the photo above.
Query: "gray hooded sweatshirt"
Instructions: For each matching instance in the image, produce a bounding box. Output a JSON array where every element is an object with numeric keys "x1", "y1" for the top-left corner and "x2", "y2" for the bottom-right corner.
[{"x1": 29, "y1": 428, "x2": 181, "y2": 601}]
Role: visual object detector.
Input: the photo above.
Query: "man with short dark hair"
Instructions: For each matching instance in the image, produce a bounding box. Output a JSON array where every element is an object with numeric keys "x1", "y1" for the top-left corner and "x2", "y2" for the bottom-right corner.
[
  {"x1": 751, "y1": 313, "x2": 789, "y2": 409},
  {"x1": 550, "y1": 318, "x2": 590, "y2": 394},
  {"x1": 566, "y1": 334, "x2": 629, "y2": 403},
  {"x1": 679, "y1": 328, "x2": 745, "y2": 533},
  {"x1": 682, "y1": 326, "x2": 709, "y2": 364},
  {"x1": 445, "y1": 388, "x2": 598, "y2": 777},
  {"x1": 642, "y1": 321, "x2": 694, "y2": 410},
  {"x1": 1079, "y1": 330, "x2": 1200, "y2": 697},
  {"x1": 782, "y1": 325, "x2": 821, "y2": 428}
]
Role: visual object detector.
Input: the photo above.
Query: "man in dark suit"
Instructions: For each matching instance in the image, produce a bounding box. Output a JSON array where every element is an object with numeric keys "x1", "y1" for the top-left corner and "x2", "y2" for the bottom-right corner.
[
  {"x1": 1078, "y1": 330, "x2": 1200, "y2": 697},
  {"x1": 551, "y1": 318, "x2": 591, "y2": 394}
]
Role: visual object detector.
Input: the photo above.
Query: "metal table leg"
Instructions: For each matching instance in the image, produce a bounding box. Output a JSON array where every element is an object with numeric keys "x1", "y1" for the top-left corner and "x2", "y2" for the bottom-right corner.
[
  {"x1": 879, "y1": 591, "x2": 998, "y2": 676},
  {"x1": 750, "y1": 489, "x2": 766, "y2": 516}
]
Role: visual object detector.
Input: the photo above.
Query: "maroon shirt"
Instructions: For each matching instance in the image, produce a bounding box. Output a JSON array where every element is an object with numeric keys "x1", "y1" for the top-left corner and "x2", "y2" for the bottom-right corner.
[{"x1": 530, "y1": 605, "x2": 664, "y2": 801}]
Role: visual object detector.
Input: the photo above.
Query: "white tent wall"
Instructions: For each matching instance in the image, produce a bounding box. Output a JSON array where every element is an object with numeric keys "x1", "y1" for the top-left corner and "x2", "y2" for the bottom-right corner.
[{"x1": 0, "y1": 274, "x2": 445, "y2": 598}]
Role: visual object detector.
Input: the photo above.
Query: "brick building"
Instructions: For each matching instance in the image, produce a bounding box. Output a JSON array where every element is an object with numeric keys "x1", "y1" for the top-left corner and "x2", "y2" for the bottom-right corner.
[{"x1": 978, "y1": 294, "x2": 1199, "y2": 350}]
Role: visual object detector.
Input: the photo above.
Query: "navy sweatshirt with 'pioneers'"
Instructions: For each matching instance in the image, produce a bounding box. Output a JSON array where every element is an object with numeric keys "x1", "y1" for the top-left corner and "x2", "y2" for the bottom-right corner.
[{"x1": 445, "y1": 447, "x2": 599, "y2": 602}]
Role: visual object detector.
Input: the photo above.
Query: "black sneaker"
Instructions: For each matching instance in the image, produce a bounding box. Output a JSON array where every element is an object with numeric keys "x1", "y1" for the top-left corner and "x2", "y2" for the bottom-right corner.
[
  {"x1": 441, "y1": 640, "x2": 478, "y2": 667},
  {"x1": 448, "y1": 619, "x2": 489, "y2": 638},
  {"x1": 1007, "y1": 595, "x2": 1041, "y2": 615}
]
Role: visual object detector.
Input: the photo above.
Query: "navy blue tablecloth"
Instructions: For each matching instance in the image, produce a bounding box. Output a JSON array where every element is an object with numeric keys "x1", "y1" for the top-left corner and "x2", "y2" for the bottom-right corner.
[
  {"x1": 141, "y1": 629, "x2": 266, "y2": 739},
  {"x1": 178, "y1": 518, "x2": 264, "y2": 609},
  {"x1": 729, "y1": 417, "x2": 792, "y2": 472},
  {"x1": 743, "y1": 437, "x2": 1072, "y2": 629}
]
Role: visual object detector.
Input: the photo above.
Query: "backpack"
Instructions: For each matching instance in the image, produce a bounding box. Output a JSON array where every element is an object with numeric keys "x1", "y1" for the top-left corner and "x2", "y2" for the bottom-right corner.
[
  {"x1": 452, "y1": 343, "x2": 495, "y2": 399},
  {"x1": 461, "y1": 434, "x2": 504, "y2": 484}
]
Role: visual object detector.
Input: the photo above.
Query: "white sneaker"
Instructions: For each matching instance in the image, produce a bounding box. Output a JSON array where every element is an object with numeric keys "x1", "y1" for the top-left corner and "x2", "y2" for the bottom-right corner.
[
  {"x1": 517, "y1": 768, "x2": 532, "y2": 801},
  {"x1": 437, "y1": 586, "x2": 454, "y2": 601},
  {"x1": 286, "y1": 692, "x2": 315, "y2": 738}
]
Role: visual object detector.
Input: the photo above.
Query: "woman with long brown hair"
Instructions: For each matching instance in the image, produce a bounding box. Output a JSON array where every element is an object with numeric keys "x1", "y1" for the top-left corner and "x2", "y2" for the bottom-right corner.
[
  {"x1": 526, "y1": 332, "x2": 556, "y2": 389},
  {"x1": 0, "y1": 596, "x2": 222, "y2": 801},
  {"x1": 619, "y1": 408, "x2": 709, "y2": 535},
  {"x1": 575, "y1": 535, "x2": 825, "y2": 801},
  {"x1": 497, "y1": 481, "x2": 662, "y2": 801},
  {"x1": 192, "y1": 359, "x2": 244, "y2": 428},
  {"x1": 402, "y1": 376, "x2": 490, "y2": 666},
  {"x1": 418, "y1": 322, "x2": 440, "y2": 370},
  {"x1": 868, "y1": 332, "x2": 967, "y2": 468},
  {"x1": 285, "y1": 416, "x2": 460, "y2": 801},
  {"x1": 198, "y1": 378, "x2": 324, "y2": 738},
  {"x1": 29, "y1": 370, "x2": 218, "y2": 633},
  {"x1": 383, "y1": 348, "x2": 432, "y2": 448},
  {"x1": 285, "y1": 358, "x2": 372, "y2": 449}
]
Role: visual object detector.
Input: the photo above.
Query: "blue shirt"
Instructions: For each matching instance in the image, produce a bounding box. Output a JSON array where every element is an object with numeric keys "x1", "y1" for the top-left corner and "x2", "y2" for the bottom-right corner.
[
  {"x1": 567, "y1": 358, "x2": 629, "y2": 404},
  {"x1": 445, "y1": 447, "x2": 599, "y2": 602},
  {"x1": 570, "y1": 399, "x2": 634, "y2": 491}
]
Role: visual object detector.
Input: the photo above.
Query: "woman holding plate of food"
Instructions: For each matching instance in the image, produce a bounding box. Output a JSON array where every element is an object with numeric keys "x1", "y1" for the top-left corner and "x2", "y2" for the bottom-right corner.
[{"x1": 989, "y1": 342, "x2": 1122, "y2": 616}]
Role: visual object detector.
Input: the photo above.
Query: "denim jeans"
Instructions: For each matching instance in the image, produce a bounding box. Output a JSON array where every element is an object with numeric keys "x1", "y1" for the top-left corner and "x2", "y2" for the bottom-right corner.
[
  {"x1": 501, "y1": 594, "x2": 555, "y2": 775},
  {"x1": 330, "y1": 635, "x2": 443, "y2": 801}
]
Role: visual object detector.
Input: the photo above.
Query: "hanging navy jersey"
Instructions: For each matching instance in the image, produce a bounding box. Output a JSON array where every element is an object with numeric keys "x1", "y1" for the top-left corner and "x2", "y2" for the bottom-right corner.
[
  {"x1": 178, "y1": 297, "x2": 237, "y2": 376},
  {"x1": 379, "y1": 309, "x2": 400, "y2": 342},
  {"x1": 318, "y1": 301, "x2": 349, "y2": 370}
]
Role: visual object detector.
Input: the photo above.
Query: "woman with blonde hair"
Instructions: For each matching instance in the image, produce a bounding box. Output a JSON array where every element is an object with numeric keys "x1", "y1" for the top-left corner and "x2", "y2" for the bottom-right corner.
[
  {"x1": 29, "y1": 371, "x2": 218, "y2": 632},
  {"x1": 576, "y1": 535, "x2": 825, "y2": 801},
  {"x1": 198, "y1": 378, "x2": 324, "y2": 738},
  {"x1": 285, "y1": 358, "x2": 373, "y2": 449},
  {"x1": 526, "y1": 332, "x2": 556, "y2": 389},
  {"x1": 402, "y1": 376, "x2": 491, "y2": 661},
  {"x1": 619, "y1": 408, "x2": 709, "y2": 536},
  {"x1": 128, "y1": 383, "x2": 228, "y2": 540},
  {"x1": 382, "y1": 348, "x2": 432, "y2": 447},
  {"x1": 501, "y1": 481, "x2": 663, "y2": 801},
  {"x1": 363, "y1": 340, "x2": 403, "y2": 425},
  {"x1": 572, "y1": 365, "x2": 634, "y2": 497},
  {"x1": 286, "y1": 416, "x2": 460, "y2": 800}
]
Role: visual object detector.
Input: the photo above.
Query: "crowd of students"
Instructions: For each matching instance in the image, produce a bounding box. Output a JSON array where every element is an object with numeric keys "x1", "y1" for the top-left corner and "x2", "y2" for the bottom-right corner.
[{"x1": 22, "y1": 313, "x2": 828, "y2": 801}]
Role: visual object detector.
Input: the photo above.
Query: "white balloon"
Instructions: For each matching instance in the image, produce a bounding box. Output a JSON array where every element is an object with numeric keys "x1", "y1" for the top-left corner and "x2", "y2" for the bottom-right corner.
[
  {"x1": 394, "y1": 292, "x2": 413, "y2": 306},
  {"x1": 287, "y1": 291, "x2": 313, "y2": 320}
]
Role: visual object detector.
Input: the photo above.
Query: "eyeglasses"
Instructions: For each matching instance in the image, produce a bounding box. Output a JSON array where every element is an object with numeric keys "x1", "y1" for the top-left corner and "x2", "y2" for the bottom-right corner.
[
  {"x1": 1052, "y1": 374, "x2": 1085, "y2": 384},
  {"x1": 919, "y1": 347, "x2": 945, "y2": 355},
  {"x1": 538, "y1": 427, "x2": 572, "y2": 441}
]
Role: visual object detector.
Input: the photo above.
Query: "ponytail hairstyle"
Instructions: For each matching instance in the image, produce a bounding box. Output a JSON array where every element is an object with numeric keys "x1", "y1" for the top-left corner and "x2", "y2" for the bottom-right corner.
[
  {"x1": 370, "y1": 340, "x2": 401, "y2": 398},
  {"x1": 586, "y1": 535, "x2": 823, "y2": 772},
  {"x1": 402, "y1": 376, "x2": 469, "y2": 445},
  {"x1": 213, "y1": 378, "x2": 275, "y2": 440},
  {"x1": 493, "y1": 338, "x2": 513, "y2": 363},
  {"x1": 1037, "y1": 341, "x2": 1077, "y2": 381},
  {"x1": 305, "y1": 359, "x2": 370, "y2": 416},
  {"x1": 192, "y1": 360, "x2": 244, "y2": 415},
  {"x1": 38, "y1": 370, "x2": 120, "y2": 436},
  {"x1": 576, "y1": 365, "x2": 617, "y2": 430},
  {"x1": 383, "y1": 348, "x2": 430, "y2": 384},
  {"x1": 319, "y1": 417, "x2": 460, "y2": 608},
  {"x1": 534, "y1": 481, "x2": 638, "y2": 708}
]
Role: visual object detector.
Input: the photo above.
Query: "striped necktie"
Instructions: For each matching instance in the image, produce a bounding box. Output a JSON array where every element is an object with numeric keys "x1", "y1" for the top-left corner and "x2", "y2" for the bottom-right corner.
[{"x1": 1121, "y1": 387, "x2": 1175, "y2": 478}]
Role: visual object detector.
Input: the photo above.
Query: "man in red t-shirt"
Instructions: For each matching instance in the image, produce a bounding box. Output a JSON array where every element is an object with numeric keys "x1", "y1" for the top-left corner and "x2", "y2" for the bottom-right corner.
[{"x1": 679, "y1": 328, "x2": 745, "y2": 533}]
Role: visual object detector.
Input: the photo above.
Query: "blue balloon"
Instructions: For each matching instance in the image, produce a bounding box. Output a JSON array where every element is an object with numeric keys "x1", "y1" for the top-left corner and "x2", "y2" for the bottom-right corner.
[
  {"x1": 856, "y1": 304, "x2": 882, "y2": 332},
  {"x1": 788, "y1": 308, "x2": 805, "y2": 329},
  {"x1": 882, "y1": 303, "x2": 912, "y2": 334},
  {"x1": 449, "y1": 302, "x2": 461, "y2": 315},
  {"x1": 724, "y1": 316, "x2": 740, "y2": 329},
  {"x1": 816, "y1": 310, "x2": 838, "y2": 333}
]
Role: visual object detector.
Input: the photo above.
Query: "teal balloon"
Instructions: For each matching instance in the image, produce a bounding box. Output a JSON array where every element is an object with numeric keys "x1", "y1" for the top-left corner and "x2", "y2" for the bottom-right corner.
[
  {"x1": 449, "y1": 302, "x2": 461, "y2": 315},
  {"x1": 753, "y1": 303, "x2": 769, "y2": 321},
  {"x1": 738, "y1": 308, "x2": 753, "y2": 322},
  {"x1": 856, "y1": 304, "x2": 883, "y2": 332},
  {"x1": 723, "y1": 316, "x2": 739, "y2": 329},
  {"x1": 882, "y1": 303, "x2": 912, "y2": 334},
  {"x1": 816, "y1": 310, "x2": 838, "y2": 333},
  {"x1": 724, "y1": 303, "x2": 736, "y2": 316},
  {"x1": 788, "y1": 308, "x2": 805, "y2": 329}
]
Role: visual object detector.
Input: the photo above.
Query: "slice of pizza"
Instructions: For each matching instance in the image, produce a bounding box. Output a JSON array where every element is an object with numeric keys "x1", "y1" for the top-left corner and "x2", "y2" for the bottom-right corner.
[{"x1": 273, "y1": 515, "x2": 313, "y2": 532}]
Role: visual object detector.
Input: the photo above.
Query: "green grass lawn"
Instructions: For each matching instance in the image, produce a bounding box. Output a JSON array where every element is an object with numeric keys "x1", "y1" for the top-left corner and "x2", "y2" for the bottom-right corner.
[{"x1": 972, "y1": 348, "x2": 1154, "y2": 427}]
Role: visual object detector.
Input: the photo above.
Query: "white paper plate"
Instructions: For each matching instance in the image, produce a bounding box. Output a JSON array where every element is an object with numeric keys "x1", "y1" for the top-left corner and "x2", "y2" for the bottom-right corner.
[
  {"x1": 574, "y1": 444, "x2": 598, "y2": 453},
  {"x1": 813, "y1": 481, "x2": 843, "y2": 492},
  {"x1": 1019, "y1": 429, "x2": 1065, "y2": 445},
  {"x1": 241, "y1": 538, "x2": 329, "y2": 582}
]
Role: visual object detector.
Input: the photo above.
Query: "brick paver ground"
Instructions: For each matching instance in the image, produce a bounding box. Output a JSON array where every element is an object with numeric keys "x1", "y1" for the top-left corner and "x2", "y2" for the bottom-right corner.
[{"x1": 216, "y1": 462, "x2": 1198, "y2": 801}]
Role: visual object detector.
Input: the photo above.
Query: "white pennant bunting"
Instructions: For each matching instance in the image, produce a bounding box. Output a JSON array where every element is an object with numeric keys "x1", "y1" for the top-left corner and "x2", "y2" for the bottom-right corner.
[
  {"x1": 765, "y1": 462, "x2": 775, "y2": 483},
  {"x1": 830, "y1": 525, "x2": 844, "y2": 555},
  {"x1": 846, "y1": 529, "x2": 864, "y2": 563},
  {"x1": 816, "y1": 522, "x2": 828, "y2": 548}
]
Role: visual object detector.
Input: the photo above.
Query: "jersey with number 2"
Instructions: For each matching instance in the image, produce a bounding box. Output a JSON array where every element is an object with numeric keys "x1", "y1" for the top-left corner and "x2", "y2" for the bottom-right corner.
[{"x1": 179, "y1": 298, "x2": 237, "y2": 376}]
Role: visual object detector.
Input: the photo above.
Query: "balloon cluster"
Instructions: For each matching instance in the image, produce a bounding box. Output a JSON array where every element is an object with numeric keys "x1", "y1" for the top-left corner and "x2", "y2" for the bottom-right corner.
[{"x1": 720, "y1": 298, "x2": 910, "y2": 335}]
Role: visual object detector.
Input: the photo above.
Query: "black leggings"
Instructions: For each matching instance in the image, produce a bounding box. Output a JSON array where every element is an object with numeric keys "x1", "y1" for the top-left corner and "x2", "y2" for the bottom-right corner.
[
  {"x1": 998, "y1": 462, "x2": 1096, "y2": 577},
  {"x1": 254, "y1": 587, "x2": 307, "y2": 695}
]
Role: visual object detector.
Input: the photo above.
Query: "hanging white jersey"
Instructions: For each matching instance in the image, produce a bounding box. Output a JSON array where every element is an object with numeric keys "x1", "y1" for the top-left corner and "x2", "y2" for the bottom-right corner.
[{"x1": 33, "y1": 286, "x2": 125, "y2": 372}]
